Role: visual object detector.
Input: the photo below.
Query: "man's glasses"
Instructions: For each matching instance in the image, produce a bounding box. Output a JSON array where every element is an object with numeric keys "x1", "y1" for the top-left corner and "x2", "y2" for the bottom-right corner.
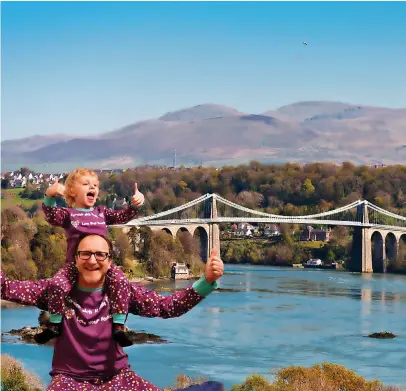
[{"x1": 76, "y1": 251, "x2": 110, "y2": 261}]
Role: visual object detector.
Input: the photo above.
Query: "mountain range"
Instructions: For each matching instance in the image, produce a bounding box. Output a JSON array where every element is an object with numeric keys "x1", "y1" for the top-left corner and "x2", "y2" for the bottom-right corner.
[{"x1": 2, "y1": 101, "x2": 406, "y2": 172}]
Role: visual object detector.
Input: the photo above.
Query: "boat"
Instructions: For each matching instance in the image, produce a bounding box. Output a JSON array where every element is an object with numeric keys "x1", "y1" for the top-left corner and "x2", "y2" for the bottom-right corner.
[
  {"x1": 304, "y1": 258, "x2": 323, "y2": 268},
  {"x1": 303, "y1": 259, "x2": 338, "y2": 269},
  {"x1": 170, "y1": 263, "x2": 190, "y2": 280}
]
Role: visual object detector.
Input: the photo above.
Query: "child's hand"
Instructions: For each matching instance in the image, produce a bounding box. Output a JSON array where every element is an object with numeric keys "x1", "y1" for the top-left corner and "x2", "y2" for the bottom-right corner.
[
  {"x1": 46, "y1": 179, "x2": 65, "y2": 198},
  {"x1": 205, "y1": 249, "x2": 224, "y2": 284},
  {"x1": 131, "y1": 183, "x2": 145, "y2": 207}
]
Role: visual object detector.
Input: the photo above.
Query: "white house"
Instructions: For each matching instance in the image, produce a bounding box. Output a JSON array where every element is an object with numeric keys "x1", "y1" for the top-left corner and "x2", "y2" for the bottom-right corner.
[{"x1": 264, "y1": 224, "x2": 281, "y2": 237}]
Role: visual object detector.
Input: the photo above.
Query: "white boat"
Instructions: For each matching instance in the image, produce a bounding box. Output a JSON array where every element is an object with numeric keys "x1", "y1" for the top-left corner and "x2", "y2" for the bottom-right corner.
[
  {"x1": 170, "y1": 263, "x2": 190, "y2": 280},
  {"x1": 304, "y1": 258, "x2": 323, "y2": 268}
]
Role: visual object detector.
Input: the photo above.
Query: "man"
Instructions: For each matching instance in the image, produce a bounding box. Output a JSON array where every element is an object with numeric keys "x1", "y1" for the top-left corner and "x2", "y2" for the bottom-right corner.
[{"x1": 0, "y1": 233, "x2": 224, "y2": 391}]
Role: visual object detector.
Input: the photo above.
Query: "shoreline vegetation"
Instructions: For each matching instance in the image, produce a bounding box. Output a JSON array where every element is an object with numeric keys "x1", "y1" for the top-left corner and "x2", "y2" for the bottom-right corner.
[
  {"x1": 2, "y1": 162, "x2": 406, "y2": 281},
  {"x1": 0, "y1": 355, "x2": 402, "y2": 391}
]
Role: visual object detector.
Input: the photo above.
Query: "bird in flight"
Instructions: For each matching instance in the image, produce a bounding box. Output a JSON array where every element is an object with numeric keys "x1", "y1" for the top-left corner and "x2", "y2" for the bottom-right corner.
[{"x1": 303, "y1": 41, "x2": 308, "y2": 46}]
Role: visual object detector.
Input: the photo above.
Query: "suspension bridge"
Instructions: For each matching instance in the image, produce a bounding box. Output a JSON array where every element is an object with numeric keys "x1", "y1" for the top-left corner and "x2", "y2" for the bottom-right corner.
[{"x1": 114, "y1": 193, "x2": 406, "y2": 273}]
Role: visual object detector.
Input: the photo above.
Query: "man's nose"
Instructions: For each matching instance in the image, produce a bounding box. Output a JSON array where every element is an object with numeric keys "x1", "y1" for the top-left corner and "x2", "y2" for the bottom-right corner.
[{"x1": 86, "y1": 255, "x2": 98, "y2": 264}]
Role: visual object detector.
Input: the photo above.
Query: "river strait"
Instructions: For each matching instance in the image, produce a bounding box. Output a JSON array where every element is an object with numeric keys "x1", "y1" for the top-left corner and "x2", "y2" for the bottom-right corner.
[{"x1": 1, "y1": 265, "x2": 406, "y2": 389}]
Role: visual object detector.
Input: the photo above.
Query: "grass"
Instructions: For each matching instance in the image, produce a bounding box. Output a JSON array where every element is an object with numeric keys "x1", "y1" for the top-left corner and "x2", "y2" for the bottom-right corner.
[
  {"x1": 1, "y1": 189, "x2": 39, "y2": 209},
  {"x1": 297, "y1": 240, "x2": 325, "y2": 249}
]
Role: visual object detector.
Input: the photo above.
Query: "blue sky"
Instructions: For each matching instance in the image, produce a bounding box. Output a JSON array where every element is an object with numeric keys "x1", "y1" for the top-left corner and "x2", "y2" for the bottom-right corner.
[{"x1": 2, "y1": 1, "x2": 406, "y2": 140}]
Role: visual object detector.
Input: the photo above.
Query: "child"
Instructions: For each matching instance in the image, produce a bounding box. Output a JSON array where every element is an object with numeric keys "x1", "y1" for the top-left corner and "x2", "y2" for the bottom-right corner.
[{"x1": 35, "y1": 168, "x2": 144, "y2": 347}]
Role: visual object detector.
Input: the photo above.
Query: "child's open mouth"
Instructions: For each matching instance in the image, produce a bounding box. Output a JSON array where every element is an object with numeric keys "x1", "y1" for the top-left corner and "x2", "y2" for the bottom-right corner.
[{"x1": 87, "y1": 192, "x2": 96, "y2": 202}]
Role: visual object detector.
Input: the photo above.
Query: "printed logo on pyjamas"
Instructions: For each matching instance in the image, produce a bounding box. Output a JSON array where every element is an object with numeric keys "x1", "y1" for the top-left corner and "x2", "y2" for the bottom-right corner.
[
  {"x1": 77, "y1": 314, "x2": 112, "y2": 326},
  {"x1": 66, "y1": 296, "x2": 108, "y2": 313},
  {"x1": 65, "y1": 297, "x2": 111, "y2": 326},
  {"x1": 70, "y1": 212, "x2": 101, "y2": 219}
]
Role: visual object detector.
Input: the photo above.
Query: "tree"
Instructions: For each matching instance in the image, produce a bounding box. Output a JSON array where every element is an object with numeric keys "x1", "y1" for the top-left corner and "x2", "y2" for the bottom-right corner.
[
  {"x1": 301, "y1": 178, "x2": 315, "y2": 197},
  {"x1": 280, "y1": 224, "x2": 294, "y2": 246},
  {"x1": 326, "y1": 248, "x2": 336, "y2": 263},
  {"x1": 113, "y1": 230, "x2": 132, "y2": 266}
]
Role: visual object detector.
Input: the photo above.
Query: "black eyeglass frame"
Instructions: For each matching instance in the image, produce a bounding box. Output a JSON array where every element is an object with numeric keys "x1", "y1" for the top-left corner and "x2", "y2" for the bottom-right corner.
[{"x1": 76, "y1": 251, "x2": 111, "y2": 261}]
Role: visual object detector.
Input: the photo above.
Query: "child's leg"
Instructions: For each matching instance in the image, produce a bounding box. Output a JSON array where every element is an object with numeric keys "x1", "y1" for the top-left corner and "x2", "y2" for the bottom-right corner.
[
  {"x1": 105, "y1": 264, "x2": 132, "y2": 347},
  {"x1": 34, "y1": 264, "x2": 76, "y2": 344}
]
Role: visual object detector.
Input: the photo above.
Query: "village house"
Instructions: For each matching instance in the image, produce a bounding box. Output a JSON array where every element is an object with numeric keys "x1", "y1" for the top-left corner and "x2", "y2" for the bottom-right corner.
[
  {"x1": 300, "y1": 226, "x2": 332, "y2": 242},
  {"x1": 264, "y1": 224, "x2": 281, "y2": 237},
  {"x1": 230, "y1": 223, "x2": 259, "y2": 237},
  {"x1": 1, "y1": 169, "x2": 68, "y2": 189},
  {"x1": 112, "y1": 197, "x2": 129, "y2": 210}
]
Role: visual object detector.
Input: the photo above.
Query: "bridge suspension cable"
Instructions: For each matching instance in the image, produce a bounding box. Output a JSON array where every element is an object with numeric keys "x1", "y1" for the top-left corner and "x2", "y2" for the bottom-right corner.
[{"x1": 116, "y1": 194, "x2": 406, "y2": 230}]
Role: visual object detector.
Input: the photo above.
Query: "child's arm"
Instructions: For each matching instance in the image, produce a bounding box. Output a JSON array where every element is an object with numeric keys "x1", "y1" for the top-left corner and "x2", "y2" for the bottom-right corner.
[
  {"x1": 104, "y1": 183, "x2": 145, "y2": 225},
  {"x1": 41, "y1": 179, "x2": 70, "y2": 227}
]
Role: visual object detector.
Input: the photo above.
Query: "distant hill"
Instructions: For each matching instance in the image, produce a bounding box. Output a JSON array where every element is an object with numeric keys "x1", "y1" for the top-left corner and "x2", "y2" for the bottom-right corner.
[{"x1": 2, "y1": 101, "x2": 406, "y2": 171}]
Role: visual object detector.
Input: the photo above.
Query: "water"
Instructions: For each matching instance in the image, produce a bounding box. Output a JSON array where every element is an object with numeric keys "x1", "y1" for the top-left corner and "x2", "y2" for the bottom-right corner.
[{"x1": 2, "y1": 265, "x2": 406, "y2": 390}]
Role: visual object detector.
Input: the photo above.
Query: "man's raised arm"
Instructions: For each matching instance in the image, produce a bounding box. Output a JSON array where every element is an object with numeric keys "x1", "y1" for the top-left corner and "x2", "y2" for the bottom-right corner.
[
  {"x1": 129, "y1": 275, "x2": 217, "y2": 318},
  {"x1": 0, "y1": 271, "x2": 50, "y2": 309},
  {"x1": 129, "y1": 249, "x2": 223, "y2": 318}
]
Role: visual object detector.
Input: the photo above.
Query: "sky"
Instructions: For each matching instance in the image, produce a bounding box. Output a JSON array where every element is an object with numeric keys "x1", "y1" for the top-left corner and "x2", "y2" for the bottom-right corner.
[{"x1": 1, "y1": 1, "x2": 406, "y2": 140}]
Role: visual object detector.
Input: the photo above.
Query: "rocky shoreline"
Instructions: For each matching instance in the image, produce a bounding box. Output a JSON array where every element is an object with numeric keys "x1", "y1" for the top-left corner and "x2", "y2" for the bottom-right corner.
[{"x1": 1, "y1": 325, "x2": 168, "y2": 346}]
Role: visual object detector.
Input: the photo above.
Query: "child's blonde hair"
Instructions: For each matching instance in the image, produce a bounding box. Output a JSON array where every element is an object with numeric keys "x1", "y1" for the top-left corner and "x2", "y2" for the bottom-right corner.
[{"x1": 64, "y1": 168, "x2": 99, "y2": 207}]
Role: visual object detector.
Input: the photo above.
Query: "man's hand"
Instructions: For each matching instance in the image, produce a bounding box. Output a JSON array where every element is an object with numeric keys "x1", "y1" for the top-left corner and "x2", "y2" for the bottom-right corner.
[
  {"x1": 205, "y1": 249, "x2": 224, "y2": 284},
  {"x1": 45, "y1": 179, "x2": 65, "y2": 198},
  {"x1": 131, "y1": 183, "x2": 145, "y2": 207}
]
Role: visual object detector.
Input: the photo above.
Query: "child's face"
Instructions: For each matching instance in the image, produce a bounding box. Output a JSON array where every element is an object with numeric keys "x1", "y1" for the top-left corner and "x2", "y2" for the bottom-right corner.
[{"x1": 70, "y1": 174, "x2": 100, "y2": 208}]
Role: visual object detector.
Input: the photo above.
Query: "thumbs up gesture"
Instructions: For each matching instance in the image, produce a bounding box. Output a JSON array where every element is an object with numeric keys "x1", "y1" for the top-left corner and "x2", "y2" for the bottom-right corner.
[
  {"x1": 131, "y1": 183, "x2": 145, "y2": 207},
  {"x1": 45, "y1": 178, "x2": 65, "y2": 198},
  {"x1": 205, "y1": 248, "x2": 224, "y2": 284}
]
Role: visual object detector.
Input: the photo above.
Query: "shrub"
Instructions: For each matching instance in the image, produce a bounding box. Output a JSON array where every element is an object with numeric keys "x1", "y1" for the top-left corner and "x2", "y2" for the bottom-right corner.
[
  {"x1": 1, "y1": 354, "x2": 43, "y2": 391},
  {"x1": 232, "y1": 363, "x2": 400, "y2": 391},
  {"x1": 164, "y1": 374, "x2": 208, "y2": 390}
]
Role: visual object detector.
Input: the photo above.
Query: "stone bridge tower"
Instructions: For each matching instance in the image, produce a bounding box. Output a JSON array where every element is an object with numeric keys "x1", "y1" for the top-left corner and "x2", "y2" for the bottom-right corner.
[
  {"x1": 205, "y1": 195, "x2": 221, "y2": 259},
  {"x1": 351, "y1": 201, "x2": 373, "y2": 272}
]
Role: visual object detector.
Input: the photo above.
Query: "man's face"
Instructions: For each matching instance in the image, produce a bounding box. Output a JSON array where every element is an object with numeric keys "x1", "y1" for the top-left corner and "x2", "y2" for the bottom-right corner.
[{"x1": 75, "y1": 235, "x2": 112, "y2": 288}]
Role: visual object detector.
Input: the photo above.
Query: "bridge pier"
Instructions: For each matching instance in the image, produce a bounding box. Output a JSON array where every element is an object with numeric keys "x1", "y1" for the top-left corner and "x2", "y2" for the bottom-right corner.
[
  {"x1": 206, "y1": 195, "x2": 220, "y2": 260},
  {"x1": 208, "y1": 223, "x2": 220, "y2": 260},
  {"x1": 351, "y1": 227, "x2": 373, "y2": 272},
  {"x1": 350, "y1": 202, "x2": 373, "y2": 272}
]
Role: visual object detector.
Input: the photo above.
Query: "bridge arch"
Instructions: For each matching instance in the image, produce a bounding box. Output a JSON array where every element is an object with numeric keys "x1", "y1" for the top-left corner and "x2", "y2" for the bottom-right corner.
[
  {"x1": 193, "y1": 226, "x2": 209, "y2": 262},
  {"x1": 371, "y1": 231, "x2": 385, "y2": 273},
  {"x1": 397, "y1": 234, "x2": 406, "y2": 270},
  {"x1": 161, "y1": 227, "x2": 174, "y2": 237},
  {"x1": 176, "y1": 227, "x2": 195, "y2": 254},
  {"x1": 385, "y1": 232, "x2": 398, "y2": 270}
]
